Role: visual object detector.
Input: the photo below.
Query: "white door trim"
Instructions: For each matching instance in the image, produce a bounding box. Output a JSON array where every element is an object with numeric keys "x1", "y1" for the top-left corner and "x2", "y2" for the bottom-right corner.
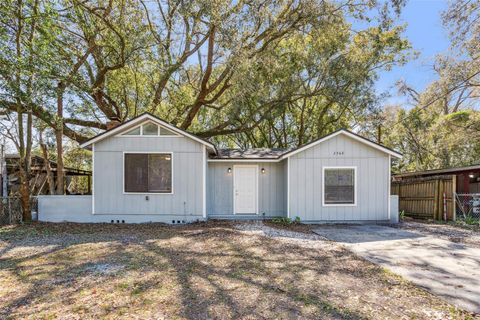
[{"x1": 233, "y1": 165, "x2": 259, "y2": 215}]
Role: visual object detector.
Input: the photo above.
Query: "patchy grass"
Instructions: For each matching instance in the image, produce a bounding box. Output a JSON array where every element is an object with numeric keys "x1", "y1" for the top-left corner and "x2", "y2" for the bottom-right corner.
[{"x1": 0, "y1": 222, "x2": 477, "y2": 319}]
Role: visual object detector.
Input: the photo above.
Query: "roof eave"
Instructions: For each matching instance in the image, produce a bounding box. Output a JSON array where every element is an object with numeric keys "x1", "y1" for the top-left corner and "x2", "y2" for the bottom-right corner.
[
  {"x1": 79, "y1": 113, "x2": 217, "y2": 154},
  {"x1": 279, "y1": 129, "x2": 402, "y2": 160}
]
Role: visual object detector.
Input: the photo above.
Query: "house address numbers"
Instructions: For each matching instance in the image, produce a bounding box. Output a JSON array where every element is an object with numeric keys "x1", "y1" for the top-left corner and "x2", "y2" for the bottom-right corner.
[{"x1": 333, "y1": 151, "x2": 344, "y2": 156}]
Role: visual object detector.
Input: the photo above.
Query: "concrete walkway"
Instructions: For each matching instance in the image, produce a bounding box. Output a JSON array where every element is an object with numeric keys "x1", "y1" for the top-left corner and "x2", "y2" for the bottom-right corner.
[{"x1": 313, "y1": 225, "x2": 480, "y2": 313}]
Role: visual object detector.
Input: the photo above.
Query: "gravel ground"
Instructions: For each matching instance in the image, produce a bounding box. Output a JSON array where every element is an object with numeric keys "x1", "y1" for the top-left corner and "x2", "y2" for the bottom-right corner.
[
  {"x1": 396, "y1": 220, "x2": 480, "y2": 248},
  {"x1": 235, "y1": 221, "x2": 329, "y2": 248}
]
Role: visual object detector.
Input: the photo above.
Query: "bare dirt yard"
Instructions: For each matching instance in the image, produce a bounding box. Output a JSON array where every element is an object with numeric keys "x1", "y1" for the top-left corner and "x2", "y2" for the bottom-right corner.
[{"x1": 0, "y1": 221, "x2": 477, "y2": 320}]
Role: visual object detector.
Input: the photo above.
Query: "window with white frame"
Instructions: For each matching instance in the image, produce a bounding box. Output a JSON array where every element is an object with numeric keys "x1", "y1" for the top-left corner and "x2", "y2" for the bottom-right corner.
[
  {"x1": 124, "y1": 153, "x2": 172, "y2": 193},
  {"x1": 122, "y1": 122, "x2": 178, "y2": 136},
  {"x1": 323, "y1": 167, "x2": 355, "y2": 205}
]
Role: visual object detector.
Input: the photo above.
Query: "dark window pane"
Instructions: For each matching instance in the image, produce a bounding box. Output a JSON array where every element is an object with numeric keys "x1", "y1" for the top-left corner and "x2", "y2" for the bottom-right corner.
[
  {"x1": 142, "y1": 123, "x2": 158, "y2": 135},
  {"x1": 125, "y1": 154, "x2": 148, "y2": 192},
  {"x1": 123, "y1": 126, "x2": 140, "y2": 135},
  {"x1": 159, "y1": 126, "x2": 177, "y2": 136},
  {"x1": 148, "y1": 154, "x2": 172, "y2": 192},
  {"x1": 324, "y1": 169, "x2": 355, "y2": 204}
]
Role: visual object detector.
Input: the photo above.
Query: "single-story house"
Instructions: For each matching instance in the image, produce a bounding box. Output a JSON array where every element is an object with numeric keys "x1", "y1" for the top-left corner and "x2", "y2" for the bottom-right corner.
[{"x1": 38, "y1": 113, "x2": 402, "y2": 224}]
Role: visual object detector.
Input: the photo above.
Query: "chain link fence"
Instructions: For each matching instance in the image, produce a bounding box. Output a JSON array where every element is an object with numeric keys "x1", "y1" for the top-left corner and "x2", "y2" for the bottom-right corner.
[
  {"x1": 0, "y1": 197, "x2": 38, "y2": 225},
  {"x1": 455, "y1": 193, "x2": 480, "y2": 222}
]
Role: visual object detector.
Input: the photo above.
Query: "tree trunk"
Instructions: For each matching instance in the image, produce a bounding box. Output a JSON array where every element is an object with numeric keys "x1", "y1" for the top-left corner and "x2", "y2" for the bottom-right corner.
[
  {"x1": 18, "y1": 159, "x2": 31, "y2": 221},
  {"x1": 15, "y1": 0, "x2": 31, "y2": 222},
  {"x1": 55, "y1": 83, "x2": 65, "y2": 195},
  {"x1": 39, "y1": 132, "x2": 56, "y2": 195}
]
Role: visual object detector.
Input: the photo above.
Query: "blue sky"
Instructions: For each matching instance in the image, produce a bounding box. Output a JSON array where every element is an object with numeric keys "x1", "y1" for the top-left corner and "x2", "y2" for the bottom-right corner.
[{"x1": 376, "y1": 0, "x2": 450, "y2": 106}]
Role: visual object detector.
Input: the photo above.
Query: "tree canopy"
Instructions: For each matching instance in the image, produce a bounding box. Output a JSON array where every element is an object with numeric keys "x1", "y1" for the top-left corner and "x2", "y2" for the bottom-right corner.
[
  {"x1": 365, "y1": 0, "x2": 480, "y2": 172},
  {"x1": 0, "y1": 0, "x2": 411, "y2": 149}
]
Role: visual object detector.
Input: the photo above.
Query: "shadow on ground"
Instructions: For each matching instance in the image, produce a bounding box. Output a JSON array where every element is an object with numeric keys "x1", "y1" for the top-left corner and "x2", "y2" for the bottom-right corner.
[
  {"x1": 0, "y1": 222, "x2": 472, "y2": 319},
  {"x1": 314, "y1": 224, "x2": 480, "y2": 313}
]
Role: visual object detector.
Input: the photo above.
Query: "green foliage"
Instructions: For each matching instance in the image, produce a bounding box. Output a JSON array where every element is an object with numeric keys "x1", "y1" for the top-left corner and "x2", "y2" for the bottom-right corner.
[
  {"x1": 462, "y1": 215, "x2": 480, "y2": 226},
  {"x1": 0, "y1": 0, "x2": 412, "y2": 152},
  {"x1": 399, "y1": 210, "x2": 405, "y2": 221},
  {"x1": 271, "y1": 216, "x2": 301, "y2": 225},
  {"x1": 362, "y1": 1, "x2": 480, "y2": 173}
]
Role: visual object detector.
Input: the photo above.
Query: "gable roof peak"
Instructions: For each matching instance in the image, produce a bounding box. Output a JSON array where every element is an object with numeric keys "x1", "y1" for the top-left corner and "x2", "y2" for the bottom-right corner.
[
  {"x1": 280, "y1": 128, "x2": 402, "y2": 159},
  {"x1": 79, "y1": 112, "x2": 216, "y2": 153}
]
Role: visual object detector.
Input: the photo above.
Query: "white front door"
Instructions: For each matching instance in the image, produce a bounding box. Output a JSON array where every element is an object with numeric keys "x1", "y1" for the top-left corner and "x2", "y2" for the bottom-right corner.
[{"x1": 234, "y1": 165, "x2": 258, "y2": 214}]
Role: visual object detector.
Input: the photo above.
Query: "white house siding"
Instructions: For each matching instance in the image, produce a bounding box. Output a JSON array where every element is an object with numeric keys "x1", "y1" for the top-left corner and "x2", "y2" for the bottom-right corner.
[
  {"x1": 93, "y1": 135, "x2": 205, "y2": 222},
  {"x1": 207, "y1": 162, "x2": 287, "y2": 217},
  {"x1": 38, "y1": 196, "x2": 92, "y2": 222},
  {"x1": 282, "y1": 160, "x2": 288, "y2": 216},
  {"x1": 288, "y1": 134, "x2": 390, "y2": 222}
]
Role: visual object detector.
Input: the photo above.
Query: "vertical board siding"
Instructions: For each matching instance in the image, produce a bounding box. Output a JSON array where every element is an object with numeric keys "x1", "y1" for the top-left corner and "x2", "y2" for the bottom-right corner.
[
  {"x1": 207, "y1": 162, "x2": 287, "y2": 217},
  {"x1": 94, "y1": 136, "x2": 203, "y2": 217},
  {"x1": 289, "y1": 134, "x2": 390, "y2": 222},
  {"x1": 95, "y1": 136, "x2": 202, "y2": 152},
  {"x1": 38, "y1": 195, "x2": 203, "y2": 223}
]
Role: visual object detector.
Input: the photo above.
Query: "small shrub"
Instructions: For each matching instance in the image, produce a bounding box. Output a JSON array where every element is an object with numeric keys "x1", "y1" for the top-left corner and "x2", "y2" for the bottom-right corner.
[
  {"x1": 271, "y1": 216, "x2": 301, "y2": 225},
  {"x1": 463, "y1": 215, "x2": 480, "y2": 226},
  {"x1": 399, "y1": 210, "x2": 405, "y2": 221},
  {"x1": 271, "y1": 217, "x2": 291, "y2": 225}
]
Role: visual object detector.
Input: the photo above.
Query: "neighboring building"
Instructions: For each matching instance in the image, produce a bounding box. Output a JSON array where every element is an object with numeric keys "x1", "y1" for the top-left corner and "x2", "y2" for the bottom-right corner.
[
  {"x1": 38, "y1": 113, "x2": 402, "y2": 224},
  {"x1": 1, "y1": 154, "x2": 91, "y2": 196},
  {"x1": 393, "y1": 165, "x2": 480, "y2": 194},
  {"x1": 391, "y1": 165, "x2": 480, "y2": 221}
]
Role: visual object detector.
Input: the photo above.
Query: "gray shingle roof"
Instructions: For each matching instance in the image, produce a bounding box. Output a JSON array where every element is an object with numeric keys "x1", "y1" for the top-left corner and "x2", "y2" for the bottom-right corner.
[{"x1": 213, "y1": 148, "x2": 289, "y2": 159}]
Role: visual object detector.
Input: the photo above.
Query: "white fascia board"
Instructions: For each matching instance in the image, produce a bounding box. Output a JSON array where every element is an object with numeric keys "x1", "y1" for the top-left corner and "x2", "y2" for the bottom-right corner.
[
  {"x1": 79, "y1": 114, "x2": 217, "y2": 153},
  {"x1": 280, "y1": 130, "x2": 402, "y2": 160}
]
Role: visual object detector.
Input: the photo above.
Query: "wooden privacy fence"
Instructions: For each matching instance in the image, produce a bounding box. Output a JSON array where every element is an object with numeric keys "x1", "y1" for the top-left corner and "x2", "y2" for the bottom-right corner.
[{"x1": 391, "y1": 175, "x2": 456, "y2": 220}]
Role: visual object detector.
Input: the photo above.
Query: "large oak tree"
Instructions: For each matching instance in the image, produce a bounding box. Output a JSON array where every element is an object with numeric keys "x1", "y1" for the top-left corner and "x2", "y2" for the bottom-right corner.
[{"x1": 1, "y1": 0, "x2": 410, "y2": 147}]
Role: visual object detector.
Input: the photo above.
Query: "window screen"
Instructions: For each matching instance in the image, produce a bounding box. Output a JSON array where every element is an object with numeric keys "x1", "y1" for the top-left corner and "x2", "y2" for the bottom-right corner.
[
  {"x1": 124, "y1": 153, "x2": 172, "y2": 193},
  {"x1": 324, "y1": 168, "x2": 355, "y2": 205}
]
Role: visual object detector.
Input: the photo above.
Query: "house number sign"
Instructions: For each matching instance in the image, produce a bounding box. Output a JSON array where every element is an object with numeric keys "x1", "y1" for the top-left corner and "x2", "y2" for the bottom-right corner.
[{"x1": 333, "y1": 151, "x2": 344, "y2": 156}]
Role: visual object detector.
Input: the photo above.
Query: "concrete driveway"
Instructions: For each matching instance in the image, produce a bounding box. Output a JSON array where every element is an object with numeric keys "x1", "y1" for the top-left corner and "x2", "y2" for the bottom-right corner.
[{"x1": 313, "y1": 225, "x2": 480, "y2": 313}]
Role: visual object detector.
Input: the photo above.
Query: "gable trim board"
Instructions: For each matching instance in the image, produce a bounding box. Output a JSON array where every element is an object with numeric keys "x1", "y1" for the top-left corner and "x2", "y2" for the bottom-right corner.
[
  {"x1": 207, "y1": 130, "x2": 402, "y2": 161},
  {"x1": 280, "y1": 129, "x2": 402, "y2": 159},
  {"x1": 80, "y1": 113, "x2": 216, "y2": 153},
  {"x1": 37, "y1": 113, "x2": 400, "y2": 223},
  {"x1": 118, "y1": 122, "x2": 182, "y2": 137},
  {"x1": 79, "y1": 113, "x2": 399, "y2": 160}
]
